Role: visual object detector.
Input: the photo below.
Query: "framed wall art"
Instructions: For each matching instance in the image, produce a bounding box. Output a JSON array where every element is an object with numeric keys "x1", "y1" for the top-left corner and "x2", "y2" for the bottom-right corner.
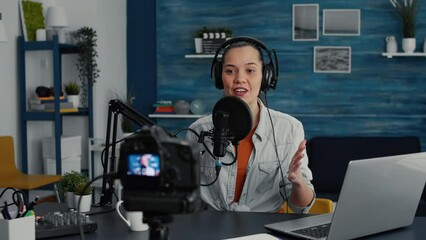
[
  {"x1": 292, "y1": 4, "x2": 319, "y2": 41},
  {"x1": 314, "y1": 46, "x2": 351, "y2": 73},
  {"x1": 323, "y1": 9, "x2": 361, "y2": 36}
]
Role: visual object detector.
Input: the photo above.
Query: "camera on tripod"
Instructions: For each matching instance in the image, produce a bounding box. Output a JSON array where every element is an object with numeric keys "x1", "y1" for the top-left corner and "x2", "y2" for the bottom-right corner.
[{"x1": 117, "y1": 125, "x2": 201, "y2": 214}]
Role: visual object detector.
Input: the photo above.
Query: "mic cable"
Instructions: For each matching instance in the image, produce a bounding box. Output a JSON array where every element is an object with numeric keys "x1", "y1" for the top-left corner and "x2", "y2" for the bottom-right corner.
[{"x1": 264, "y1": 92, "x2": 289, "y2": 212}]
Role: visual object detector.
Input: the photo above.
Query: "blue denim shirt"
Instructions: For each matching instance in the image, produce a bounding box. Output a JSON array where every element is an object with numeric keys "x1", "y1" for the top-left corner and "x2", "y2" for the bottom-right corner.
[{"x1": 187, "y1": 100, "x2": 315, "y2": 212}]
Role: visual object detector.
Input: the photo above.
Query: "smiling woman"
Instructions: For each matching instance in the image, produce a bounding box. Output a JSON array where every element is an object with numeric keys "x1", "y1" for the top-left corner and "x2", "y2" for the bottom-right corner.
[{"x1": 186, "y1": 37, "x2": 315, "y2": 213}]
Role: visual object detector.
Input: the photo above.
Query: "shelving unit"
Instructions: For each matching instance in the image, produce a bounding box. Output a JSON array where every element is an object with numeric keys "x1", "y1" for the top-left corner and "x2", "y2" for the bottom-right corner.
[
  {"x1": 18, "y1": 35, "x2": 93, "y2": 174},
  {"x1": 185, "y1": 54, "x2": 221, "y2": 58},
  {"x1": 382, "y1": 52, "x2": 426, "y2": 58}
]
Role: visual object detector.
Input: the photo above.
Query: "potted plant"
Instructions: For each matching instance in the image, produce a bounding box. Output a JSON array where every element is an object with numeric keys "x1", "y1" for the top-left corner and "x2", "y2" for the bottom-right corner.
[
  {"x1": 223, "y1": 27, "x2": 233, "y2": 40},
  {"x1": 193, "y1": 26, "x2": 208, "y2": 54},
  {"x1": 64, "y1": 81, "x2": 80, "y2": 108},
  {"x1": 74, "y1": 26, "x2": 100, "y2": 107},
  {"x1": 74, "y1": 180, "x2": 93, "y2": 213},
  {"x1": 389, "y1": 0, "x2": 419, "y2": 53},
  {"x1": 60, "y1": 171, "x2": 88, "y2": 208}
]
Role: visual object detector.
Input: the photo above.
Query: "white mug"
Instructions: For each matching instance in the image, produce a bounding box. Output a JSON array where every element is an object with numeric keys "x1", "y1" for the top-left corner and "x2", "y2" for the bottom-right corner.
[{"x1": 116, "y1": 200, "x2": 149, "y2": 231}]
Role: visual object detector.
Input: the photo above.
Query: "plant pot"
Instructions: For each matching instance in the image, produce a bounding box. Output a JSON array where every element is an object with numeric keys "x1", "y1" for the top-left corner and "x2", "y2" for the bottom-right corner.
[
  {"x1": 402, "y1": 38, "x2": 416, "y2": 53},
  {"x1": 67, "y1": 95, "x2": 80, "y2": 108},
  {"x1": 75, "y1": 194, "x2": 92, "y2": 212},
  {"x1": 194, "y1": 38, "x2": 203, "y2": 54},
  {"x1": 65, "y1": 191, "x2": 75, "y2": 209}
]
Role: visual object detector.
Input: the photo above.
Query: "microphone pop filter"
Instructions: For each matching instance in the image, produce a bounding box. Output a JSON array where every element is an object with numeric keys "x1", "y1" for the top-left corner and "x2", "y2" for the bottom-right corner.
[{"x1": 212, "y1": 96, "x2": 253, "y2": 142}]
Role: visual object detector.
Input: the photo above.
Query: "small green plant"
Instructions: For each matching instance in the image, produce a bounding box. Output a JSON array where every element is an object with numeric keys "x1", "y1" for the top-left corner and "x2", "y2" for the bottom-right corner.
[
  {"x1": 64, "y1": 82, "x2": 80, "y2": 95},
  {"x1": 223, "y1": 27, "x2": 233, "y2": 38},
  {"x1": 60, "y1": 171, "x2": 88, "y2": 193},
  {"x1": 74, "y1": 26, "x2": 100, "y2": 106},
  {"x1": 74, "y1": 180, "x2": 93, "y2": 195},
  {"x1": 193, "y1": 26, "x2": 208, "y2": 38}
]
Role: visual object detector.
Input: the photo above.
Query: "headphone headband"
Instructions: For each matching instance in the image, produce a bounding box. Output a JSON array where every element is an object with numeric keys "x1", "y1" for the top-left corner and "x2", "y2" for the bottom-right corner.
[{"x1": 210, "y1": 36, "x2": 279, "y2": 91}]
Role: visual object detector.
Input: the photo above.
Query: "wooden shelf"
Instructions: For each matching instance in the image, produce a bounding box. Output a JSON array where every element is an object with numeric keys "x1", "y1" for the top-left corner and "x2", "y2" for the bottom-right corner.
[
  {"x1": 185, "y1": 54, "x2": 216, "y2": 58},
  {"x1": 382, "y1": 52, "x2": 426, "y2": 58},
  {"x1": 149, "y1": 114, "x2": 205, "y2": 119}
]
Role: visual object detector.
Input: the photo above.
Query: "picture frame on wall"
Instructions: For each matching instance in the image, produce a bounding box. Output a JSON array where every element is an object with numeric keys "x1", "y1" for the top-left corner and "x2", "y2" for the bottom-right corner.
[
  {"x1": 314, "y1": 46, "x2": 351, "y2": 73},
  {"x1": 292, "y1": 4, "x2": 319, "y2": 41},
  {"x1": 323, "y1": 9, "x2": 361, "y2": 36}
]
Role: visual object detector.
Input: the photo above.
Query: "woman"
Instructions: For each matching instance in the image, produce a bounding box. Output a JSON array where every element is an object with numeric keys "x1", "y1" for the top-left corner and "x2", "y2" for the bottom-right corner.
[{"x1": 187, "y1": 37, "x2": 315, "y2": 212}]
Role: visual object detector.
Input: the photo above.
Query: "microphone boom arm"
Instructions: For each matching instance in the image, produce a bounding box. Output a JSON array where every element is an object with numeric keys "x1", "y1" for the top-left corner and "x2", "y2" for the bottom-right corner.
[{"x1": 99, "y1": 99, "x2": 155, "y2": 206}]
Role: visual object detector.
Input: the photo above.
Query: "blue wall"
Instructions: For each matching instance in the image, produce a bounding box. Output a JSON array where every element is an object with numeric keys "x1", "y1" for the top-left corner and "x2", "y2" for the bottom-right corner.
[{"x1": 128, "y1": 0, "x2": 426, "y2": 149}]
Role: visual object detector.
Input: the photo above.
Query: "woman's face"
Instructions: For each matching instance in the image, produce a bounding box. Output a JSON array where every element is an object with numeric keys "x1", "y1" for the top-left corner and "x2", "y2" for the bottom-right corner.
[{"x1": 221, "y1": 46, "x2": 263, "y2": 109}]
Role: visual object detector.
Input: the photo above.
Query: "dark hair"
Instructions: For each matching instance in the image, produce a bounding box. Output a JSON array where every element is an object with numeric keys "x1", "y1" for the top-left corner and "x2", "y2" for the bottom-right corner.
[{"x1": 221, "y1": 41, "x2": 264, "y2": 66}]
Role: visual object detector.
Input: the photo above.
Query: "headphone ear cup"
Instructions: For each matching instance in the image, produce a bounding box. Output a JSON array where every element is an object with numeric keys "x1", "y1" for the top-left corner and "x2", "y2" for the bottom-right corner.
[
  {"x1": 213, "y1": 62, "x2": 224, "y2": 89},
  {"x1": 262, "y1": 64, "x2": 274, "y2": 92}
]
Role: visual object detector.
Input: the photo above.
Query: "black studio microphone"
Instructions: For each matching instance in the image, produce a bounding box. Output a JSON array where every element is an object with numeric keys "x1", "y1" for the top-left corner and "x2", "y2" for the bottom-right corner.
[
  {"x1": 213, "y1": 110, "x2": 231, "y2": 157},
  {"x1": 211, "y1": 96, "x2": 253, "y2": 158}
]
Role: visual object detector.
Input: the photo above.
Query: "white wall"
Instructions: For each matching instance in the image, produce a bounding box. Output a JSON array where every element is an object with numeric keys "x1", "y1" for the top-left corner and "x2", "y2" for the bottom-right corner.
[{"x1": 0, "y1": 0, "x2": 126, "y2": 173}]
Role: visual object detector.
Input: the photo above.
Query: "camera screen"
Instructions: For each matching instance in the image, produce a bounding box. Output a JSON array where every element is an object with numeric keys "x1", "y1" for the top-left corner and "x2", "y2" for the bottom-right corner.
[{"x1": 127, "y1": 153, "x2": 160, "y2": 177}]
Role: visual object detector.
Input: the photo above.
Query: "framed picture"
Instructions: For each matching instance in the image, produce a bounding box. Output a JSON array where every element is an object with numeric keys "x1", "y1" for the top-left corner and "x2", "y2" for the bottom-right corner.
[
  {"x1": 292, "y1": 4, "x2": 319, "y2": 41},
  {"x1": 314, "y1": 46, "x2": 351, "y2": 73},
  {"x1": 19, "y1": 0, "x2": 45, "y2": 41},
  {"x1": 323, "y1": 9, "x2": 361, "y2": 36}
]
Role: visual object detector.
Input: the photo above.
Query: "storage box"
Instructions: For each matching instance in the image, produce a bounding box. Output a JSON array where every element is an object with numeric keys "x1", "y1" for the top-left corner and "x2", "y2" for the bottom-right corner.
[
  {"x1": 43, "y1": 156, "x2": 81, "y2": 175},
  {"x1": 42, "y1": 135, "x2": 82, "y2": 159},
  {"x1": 0, "y1": 215, "x2": 35, "y2": 240}
]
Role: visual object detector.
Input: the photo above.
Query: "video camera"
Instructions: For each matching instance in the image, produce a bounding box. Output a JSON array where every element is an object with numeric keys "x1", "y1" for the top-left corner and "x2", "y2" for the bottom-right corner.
[{"x1": 118, "y1": 125, "x2": 201, "y2": 214}]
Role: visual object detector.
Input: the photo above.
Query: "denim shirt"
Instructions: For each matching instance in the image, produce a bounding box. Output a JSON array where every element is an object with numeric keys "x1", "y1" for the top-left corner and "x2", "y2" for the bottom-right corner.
[{"x1": 187, "y1": 100, "x2": 315, "y2": 212}]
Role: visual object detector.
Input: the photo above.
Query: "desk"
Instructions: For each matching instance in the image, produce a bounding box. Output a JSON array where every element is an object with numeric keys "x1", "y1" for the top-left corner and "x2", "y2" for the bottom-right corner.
[{"x1": 62, "y1": 210, "x2": 426, "y2": 240}]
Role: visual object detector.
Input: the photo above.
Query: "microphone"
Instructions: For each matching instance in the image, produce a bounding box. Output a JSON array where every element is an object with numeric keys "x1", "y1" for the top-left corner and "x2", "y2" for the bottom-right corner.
[
  {"x1": 210, "y1": 96, "x2": 253, "y2": 158},
  {"x1": 212, "y1": 110, "x2": 230, "y2": 157}
]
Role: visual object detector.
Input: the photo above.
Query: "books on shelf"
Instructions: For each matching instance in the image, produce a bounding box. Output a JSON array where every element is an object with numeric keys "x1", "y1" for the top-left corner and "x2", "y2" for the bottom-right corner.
[
  {"x1": 45, "y1": 108, "x2": 78, "y2": 113},
  {"x1": 153, "y1": 100, "x2": 174, "y2": 113},
  {"x1": 29, "y1": 96, "x2": 67, "y2": 104},
  {"x1": 29, "y1": 101, "x2": 74, "y2": 111}
]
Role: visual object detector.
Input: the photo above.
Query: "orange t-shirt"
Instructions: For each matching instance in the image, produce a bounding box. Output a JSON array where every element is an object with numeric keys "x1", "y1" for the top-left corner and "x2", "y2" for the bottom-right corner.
[{"x1": 233, "y1": 127, "x2": 256, "y2": 202}]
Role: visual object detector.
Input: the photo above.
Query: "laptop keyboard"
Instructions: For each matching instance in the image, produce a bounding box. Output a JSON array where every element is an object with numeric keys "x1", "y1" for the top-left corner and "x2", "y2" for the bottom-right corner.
[{"x1": 292, "y1": 223, "x2": 331, "y2": 239}]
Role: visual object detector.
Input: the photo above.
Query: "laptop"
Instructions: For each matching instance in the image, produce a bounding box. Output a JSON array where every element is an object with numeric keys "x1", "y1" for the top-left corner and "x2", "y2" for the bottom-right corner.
[{"x1": 265, "y1": 152, "x2": 426, "y2": 240}]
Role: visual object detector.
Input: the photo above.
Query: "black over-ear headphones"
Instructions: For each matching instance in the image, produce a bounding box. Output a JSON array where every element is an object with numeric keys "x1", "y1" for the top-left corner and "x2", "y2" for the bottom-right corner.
[{"x1": 210, "y1": 36, "x2": 279, "y2": 92}]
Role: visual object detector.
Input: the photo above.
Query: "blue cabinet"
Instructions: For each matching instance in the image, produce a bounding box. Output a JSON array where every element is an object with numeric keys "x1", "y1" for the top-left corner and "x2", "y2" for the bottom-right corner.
[{"x1": 18, "y1": 36, "x2": 93, "y2": 174}]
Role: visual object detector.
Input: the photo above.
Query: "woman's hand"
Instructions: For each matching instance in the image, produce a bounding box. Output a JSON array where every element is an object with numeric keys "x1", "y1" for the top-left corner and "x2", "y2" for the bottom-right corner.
[{"x1": 288, "y1": 139, "x2": 307, "y2": 185}]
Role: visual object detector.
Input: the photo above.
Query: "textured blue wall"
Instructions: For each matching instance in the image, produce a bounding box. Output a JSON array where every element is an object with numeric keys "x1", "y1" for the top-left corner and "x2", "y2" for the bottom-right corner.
[{"x1": 134, "y1": 0, "x2": 426, "y2": 149}]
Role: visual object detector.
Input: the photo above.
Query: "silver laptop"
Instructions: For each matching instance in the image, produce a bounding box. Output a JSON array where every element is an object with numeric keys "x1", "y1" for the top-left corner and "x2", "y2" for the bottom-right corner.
[{"x1": 265, "y1": 152, "x2": 426, "y2": 240}]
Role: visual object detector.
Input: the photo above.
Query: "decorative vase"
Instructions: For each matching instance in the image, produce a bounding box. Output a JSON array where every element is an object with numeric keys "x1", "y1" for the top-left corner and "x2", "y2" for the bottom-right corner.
[
  {"x1": 173, "y1": 100, "x2": 190, "y2": 114},
  {"x1": 385, "y1": 36, "x2": 397, "y2": 53},
  {"x1": 194, "y1": 38, "x2": 203, "y2": 54},
  {"x1": 74, "y1": 194, "x2": 92, "y2": 212},
  {"x1": 402, "y1": 38, "x2": 416, "y2": 53},
  {"x1": 67, "y1": 95, "x2": 80, "y2": 108}
]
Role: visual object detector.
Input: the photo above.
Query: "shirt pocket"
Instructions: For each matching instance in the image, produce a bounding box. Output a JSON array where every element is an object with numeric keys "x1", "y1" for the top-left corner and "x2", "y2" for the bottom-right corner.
[
  {"x1": 200, "y1": 164, "x2": 217, "y2": 184},
  {"x1": 256, "y1": 161, "x2": 279, "y2": 193}
]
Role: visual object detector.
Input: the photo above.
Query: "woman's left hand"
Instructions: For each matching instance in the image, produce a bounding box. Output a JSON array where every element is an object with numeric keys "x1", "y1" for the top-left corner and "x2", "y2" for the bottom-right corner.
[{"x1": 288, "y1": 139, "x2": 307, "y2": 185}]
